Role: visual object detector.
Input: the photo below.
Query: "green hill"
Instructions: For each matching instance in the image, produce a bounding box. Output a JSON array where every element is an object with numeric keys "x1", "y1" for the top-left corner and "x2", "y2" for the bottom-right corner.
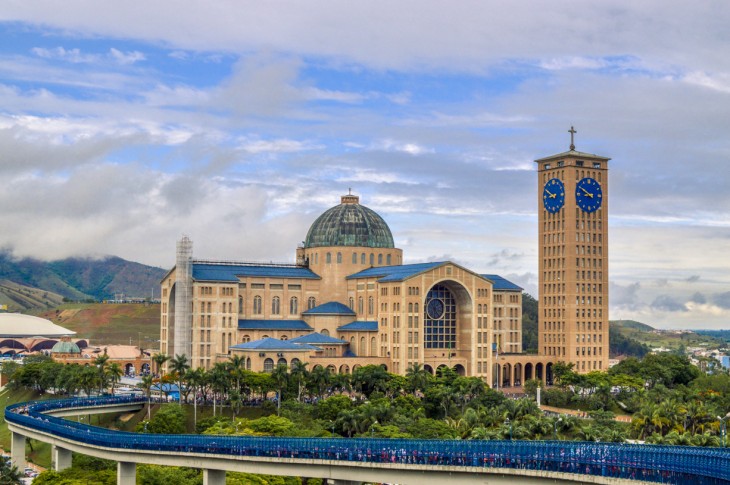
[{"x1": 612, "y1": 319, "x2": 655, "y2": 332}]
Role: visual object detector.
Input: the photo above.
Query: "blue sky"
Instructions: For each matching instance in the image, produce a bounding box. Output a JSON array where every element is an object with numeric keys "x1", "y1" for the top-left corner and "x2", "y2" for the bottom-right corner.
[{"x1": 1, "y1": 1, "x2": 729, "y2": 329}]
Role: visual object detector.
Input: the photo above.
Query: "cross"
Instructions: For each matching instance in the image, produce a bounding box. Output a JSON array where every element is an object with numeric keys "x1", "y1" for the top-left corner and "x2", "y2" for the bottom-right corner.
[{"x1": 569, "y1": 126, "x2": 577, "y2": 151}]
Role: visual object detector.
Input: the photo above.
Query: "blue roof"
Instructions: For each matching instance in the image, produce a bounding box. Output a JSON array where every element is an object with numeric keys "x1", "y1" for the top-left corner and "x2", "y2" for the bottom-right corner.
[
  {"x1": 347, "y1": 262, "x2": 444, "y2": 282},
  {"x1": 238, "y1": 320, "x2": 313, "y2": 331},
  {"x1": 230, "y1": 337, "x2": 318, "y2": 351},
  {"x1": 289, "y1": 333, "x2": 348, "y2": 345},
  {"x1": 302, "y1": 301, "x2": 355, "y2": 315},
  {"x1": 192, "y1": 262, "x2": 319, "y2": 282},
  {"x1": 481, "y1": 274, "x2": 523, "y2": 291},
  {"x1": 337, "y1": 320, "x2": 378, "y2": 332}
]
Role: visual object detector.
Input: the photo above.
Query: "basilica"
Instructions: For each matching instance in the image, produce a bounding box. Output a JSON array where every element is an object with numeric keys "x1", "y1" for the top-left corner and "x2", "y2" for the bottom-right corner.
[{"x1": 160, "y1": 139, "x2": 610, "y2": 389}]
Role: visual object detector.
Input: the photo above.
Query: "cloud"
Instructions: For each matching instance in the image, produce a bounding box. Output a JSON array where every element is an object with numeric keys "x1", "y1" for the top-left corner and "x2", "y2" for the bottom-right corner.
[
  {"x1": 712, "y1": 292, "x2": 730, "y2": 310},
  {"x1": 109, "y1": 48, "x2": 145, "y2": 65},
  {"x1": 651, "y1": 295, "x2": 688, "y2": 313},
  {"x1": 31, "y1": 46, "x2": 145, "y2": 65}
]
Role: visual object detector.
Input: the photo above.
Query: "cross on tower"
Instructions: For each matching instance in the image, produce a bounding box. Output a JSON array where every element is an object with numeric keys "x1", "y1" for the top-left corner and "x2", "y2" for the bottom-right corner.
[{"x1": 569, "y1": 126, "x2": 577, "y2": 151}]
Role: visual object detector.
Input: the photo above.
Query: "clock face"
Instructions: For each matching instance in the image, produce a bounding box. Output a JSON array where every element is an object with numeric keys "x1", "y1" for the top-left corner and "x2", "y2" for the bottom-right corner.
[
  {"x1": 576, "y1": 177, "x2": 603, "y2": 213},
  {"x1": 426, "y1": 298, "x2": 445, "y2": 320},
  {"x1": 542, "y1": 178, "x2": 565, "y2": 213}
]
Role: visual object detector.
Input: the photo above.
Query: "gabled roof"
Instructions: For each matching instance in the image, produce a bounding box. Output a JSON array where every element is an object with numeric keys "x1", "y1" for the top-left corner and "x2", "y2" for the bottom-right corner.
[
  {"x1": 534, "y1": 149, "x2": 610, "y2": 162},
  {"x1": 302, "y1": 301, "x2": 355, "y2": 315},
  {"x1": 346, "y1": 262, "x2": 444, "y2": 282},
  {"x1": 230, "y1": 337, "x2": 318, "y2": 352},
  {"x1": 238, "y1": 320, "x2": 313, "y2": 331},
  {"x1": 337, "y1": 320, "x2": 378, "y2": 332},
  {"x1": 192, "y1": 262, "x2": 320, "y2": 282},
  {"x1": 289, "y1": 333, "x2": 348, "y2": 345},
  {"x1": 481, "y1": 274, "x2": 523, "y2": 291}
]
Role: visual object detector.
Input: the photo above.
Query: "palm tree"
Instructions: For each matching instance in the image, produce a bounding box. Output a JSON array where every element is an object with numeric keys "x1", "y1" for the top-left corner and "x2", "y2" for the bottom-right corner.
[
  {"x1": 138, "y1": 374, "x2": 155, "y2": 420},
  {"x1": 271, "y1": 364, "x2": 289, "y2": 415},
  {"x1": 209, "y1": 362, "x2": 229, "y2": 416},
  {"x1": 290, "y1": 360, "x2": 309, "y2": 402},
  {"x1": 169, "y1": 354, "x2": 190, "y2": 404},
  {"x1": 94, "y1": 353, "x2": 110, "y2": 395},
  {"x1": 186, "y1": 367, "x2": 206, "y2": 427},
  {"x1": 78, "y1": 366, "x2": 99, "y2": 398},
  {"x1": 406, "y1": 363, "x2": 431, "y2": 393},
  {"x1": 105, "y1": 362, "x2": 123, "y2": 395},
  {"x1": 227, "y1": 355, "x2": 246, "y2": 393},
  {"x1": 309, "y1": 365, "x2": 332, "y2": 400},
  {"x1": 151, "y1": 353, "x2": 170, "y2": 376}
]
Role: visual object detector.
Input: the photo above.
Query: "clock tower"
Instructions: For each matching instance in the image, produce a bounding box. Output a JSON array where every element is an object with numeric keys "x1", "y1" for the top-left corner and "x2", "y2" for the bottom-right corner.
[{"x1": 535, "y1": 128, "x2": 610, "y2": 373}]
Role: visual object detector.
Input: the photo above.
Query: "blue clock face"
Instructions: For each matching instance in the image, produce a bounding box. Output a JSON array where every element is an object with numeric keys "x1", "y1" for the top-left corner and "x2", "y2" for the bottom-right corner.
[
  {"x1": 576, "y1": 177, "x2": 603, "y2": 213},
  {"x1": 426, "y1": 298, "x2": 445, "y2": 320},
  {"x1": 542, "y1": 178, "x2": 565, "y2": 213}
]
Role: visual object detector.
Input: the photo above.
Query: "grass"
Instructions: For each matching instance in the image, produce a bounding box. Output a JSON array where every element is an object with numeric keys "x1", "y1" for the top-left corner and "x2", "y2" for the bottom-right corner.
[{"x1": 0, "y1": 387, "x2": 53, "y2": 468}]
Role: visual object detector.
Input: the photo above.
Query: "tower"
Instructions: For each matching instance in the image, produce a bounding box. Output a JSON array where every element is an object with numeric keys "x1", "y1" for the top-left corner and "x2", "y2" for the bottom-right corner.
[
  {"x1": 172, "y1": 235, "x2": 193, "y2": 360},
  {"x1": 536, "y1": 128, "x2": 609, "y2": 373}
]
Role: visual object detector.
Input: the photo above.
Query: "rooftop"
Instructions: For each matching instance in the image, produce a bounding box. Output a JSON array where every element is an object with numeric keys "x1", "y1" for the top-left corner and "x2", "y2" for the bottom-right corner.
[
  {"x1": 237, "y1": 319, "x2": 313, "y2": 331},
  {"x1": 481, "y1": 274, "x2": 523, "y2": 291},
  {"x1": 192, "y1": 262, "x2": 319, "y2": 282},
  {"x1": 347, "y1": 262, "x2": 443, "y2": 282},
  {"x1": 302, "y1": 301, "x2": 355, "y2": 315}
]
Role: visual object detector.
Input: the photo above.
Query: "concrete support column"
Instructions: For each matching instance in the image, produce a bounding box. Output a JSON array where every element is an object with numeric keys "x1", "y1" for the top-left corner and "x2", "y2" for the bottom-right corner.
[
  {"x1": 328, "y1": 480, "x2": 360, "y2": 485},
  {"x1": 203, "y1": 469, "x2": 226, "y2": 485},
  {"x1": 11, "y1": 431, "x2": 25, "y2": 471},
  {"x1": 53, "y1": 445, "x2": 72, "y2": 471},
  {"x1": 117, "y1": 461, "x2": 136, "y2": 485}
]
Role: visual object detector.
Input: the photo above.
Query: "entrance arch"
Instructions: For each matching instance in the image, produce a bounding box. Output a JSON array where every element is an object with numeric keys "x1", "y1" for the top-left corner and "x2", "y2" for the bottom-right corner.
[
  {"x1": 453, "y1": 364, "x2": 465, "y2": 376},
  {"x1": 423, "y1": 364, "x2": 434, "y2": 375},
  {"x1": 124, "y1": 363, "x2": 135, "y2": 376},
  {"x1": 525, "y1": 363, "x2": 533, "y2": 381}
]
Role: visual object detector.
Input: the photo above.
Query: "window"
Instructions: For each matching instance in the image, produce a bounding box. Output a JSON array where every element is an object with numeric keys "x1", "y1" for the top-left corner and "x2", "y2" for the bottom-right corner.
[
  {"x1": 349, "y1": 297, "x2": 354, "y2": 309},
  {"x1": 368, "y1": 296, "x2": 374, "y2": 315},
  {"x1": 308, "y1": 297, "x2": 316, "y2": 310},
  {"x1": 352, "y1": 252, "x2": 357, "y2": 264},
  {"x1": 423, "y1": 284, "x2": 456, "y2": 350},
  {"x1": 337, "y1": 252, "x2": 342, "y2": 263},
  {"x1": 238, "y1": 296, "x2": 244, "y2": 314},
  {"x1": 290, "y1": 297, "x2": 298, "y2": 315},
  {"x1": 321, "y1": 329, "x2": 330, "y2": 336},
  {"x1": 264, "y1": 358, "x2": 274, "y2": 372},
  {"x1": 358, "y1": 297, "x2": 364, "y2": 314},
  {"x1": 253, "y1": 296, "x2": 262, "y2": 315},
  {"x1": 370, "y1": 253, "x2": 374, "y2": 266},
  {"x1": 378, "y1": 254, "x2": 383, "y2": 265},
  {"x1": 386, "y1": 254, "x2": 391, "y2": 265},
  {"x1": 326, "y1": 252, "x2": 332, "y2": 264},
  {"x1": 361, "y1": 253, "x2": 366, "y2": 264}
]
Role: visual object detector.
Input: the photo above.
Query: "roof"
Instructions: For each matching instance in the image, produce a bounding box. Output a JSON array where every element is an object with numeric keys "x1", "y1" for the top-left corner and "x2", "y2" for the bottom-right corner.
[
  {"x1": 88, "y1": 345, "x2": 142, "y2": 359},
  {"x1": 0, "y1": 314, "x2": 76, "y2": 338},
  {"x1": 51, "y1": 340, "x2": 81, "y2": 353},
  {"x1": 192, "y1": 262, "x2": 319, "y2": 282},
  {"x1": 302, "y1": 301, "x2": 355, "y2": 315},
  {"x1": 481, "y1": 274, "x2": 523, "y2": 291},
  {"x1": 229, "y1": 337, "x2": 318, "y2": 352},
  {"x1": 347, "y1": 262, "x2": 443, "y2": 282},
  {"x1": 289, "y1": 332, "x2": 347, "y2": 345},
  {"x1": 534, "y1": 149, "x2": 611, "y2": 163},
  {"x1": 304, "y1": 194, "x2": 394, "y2": 249},
  {"x1": 238, "y1": 319, "x2": 313, "y2": 331},
  {"x1": 337, "y1": 320, "x2": 378, "y2": 332}
]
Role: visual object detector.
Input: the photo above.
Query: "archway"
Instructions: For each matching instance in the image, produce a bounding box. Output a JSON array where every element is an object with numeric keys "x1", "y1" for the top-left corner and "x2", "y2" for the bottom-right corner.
[
  {"x1": 536, "y1": 363, "x2": 544, "y2": 382},
  {"x1": 339, "y1": 364, "x2": 350, "y2": 374},
  {"x1": 277, "y1": 357, "x2": 287, "y2": 368},
  {"x1": 124, "y1": 363, "x2": 135, "y2": 376},
  {"x1": 327, "y1": 364, "x2": 337, "y2": 374},
  {"x1": 423, "y1": 364, "x2": 434, "y2": 375},
  {"x1": 141, "y1": 363, "x2": 150, "y2": 374},
  {"x1": 264, "y1": 358, "x2": 274, "y2": 372},
  {"x1": 502, "y1": 363, "x2": 512, "y2": 387},
  {"x1": 546, "y1": 362, "x2": 554, "y2": 386},
  {"x1": 453, "y1": 364, "x2": 465, "y2": 376},
  {"x1": 423, "y1": 281, "x2": 473, "y2": 356},
  {"x1": 524, "y1": 363, "x2": 533, "y2": 381},
  {"x1": 514, "y1": 363, "x2": 522, "y2": 387}
]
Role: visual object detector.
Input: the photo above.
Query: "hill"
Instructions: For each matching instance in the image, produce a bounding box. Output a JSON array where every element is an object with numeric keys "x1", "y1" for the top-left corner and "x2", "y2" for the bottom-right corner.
[
  {"x1": 612, "y1": 319, "x2": 655, "y2": 332},
  {"x1": 0, "y1": 252, "x2": 166, "y2": 311}
]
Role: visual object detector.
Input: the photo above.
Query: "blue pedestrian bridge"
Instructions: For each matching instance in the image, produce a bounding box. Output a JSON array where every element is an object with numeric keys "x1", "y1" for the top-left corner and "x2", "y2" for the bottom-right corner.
[{"x1": 5, "y1": 396, "x2": 730, "y2": 485}]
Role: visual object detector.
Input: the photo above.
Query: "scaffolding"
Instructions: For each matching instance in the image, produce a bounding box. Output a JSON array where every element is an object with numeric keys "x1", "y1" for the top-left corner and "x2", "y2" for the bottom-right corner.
[{"x1": 173, "y1": 235, "x2": 193, "y2": 359}]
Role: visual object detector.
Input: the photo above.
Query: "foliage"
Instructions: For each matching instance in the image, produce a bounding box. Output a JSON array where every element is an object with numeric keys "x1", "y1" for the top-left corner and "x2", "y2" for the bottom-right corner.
[
  {"x1": 521, "y1": 293, "x2": 538, "y2": 353},
  {"x1": 143, "y1": 404, "x2": 187, "y2": 434},
  {"x1": 0, "y1": 455, "x2": 22, "y2": 485}
]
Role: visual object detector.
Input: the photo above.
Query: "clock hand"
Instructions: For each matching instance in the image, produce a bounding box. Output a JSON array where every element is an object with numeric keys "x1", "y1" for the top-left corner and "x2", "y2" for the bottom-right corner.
[
  {"x1": 579, "y1": 187, "x2": 594, "y2": 198},
  {"x1": 545, "y1": 188, "x2": 554, "y2": 197}
]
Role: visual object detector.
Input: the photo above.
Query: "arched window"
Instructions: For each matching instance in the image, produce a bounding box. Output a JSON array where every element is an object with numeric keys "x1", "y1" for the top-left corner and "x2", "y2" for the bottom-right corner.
[
  {"x1": 360, "y1": 336, "x2": 366, "y2": 354},
  {"x1": 358, "y1": 297, "x2": 364, "y2": 314},
  {"x1": 348, "y1": 297, "x2": 354, "y2": 310},
  {"x1": 386, "y1": 254, "x2": 391, "y2": 265},
  {"x1": 326, "y1": 252, "x2": 332, "y2": 264},
  {"x1": 337, "y1": 252, "x2": 342, "y2": 263},
  {"x1": 264, "y1": 358, "x2": 274, "y2": 372},
  {"x1": 242, "y1": 335, "x2": 251, "y2": 343},
  {"x1": 290, "y1": 297, "x2": 298, "y2": 315},
  {"x1": 277, "y1": 357, "x2": 287, "y2": 368},
  {"x1": 424, "y1": 284, "x2": 456, "y2": 350},
  {"x1": 370, "y1": 337, "x2": 376, "y2": 355},
  {"x1": 408, "y1": 302, "x2": 413, "y2": 312},
  {"x1": 238, "y1": 296, "x2": 244, "y2": 314},
  {"x1": 315, "y1": 253, "x2": 319, "y2": 264},
  {"x1": 281, "y1": 335, "x2": 288, "y2": 340},
  {"x1": 378, "y1": 254, "x2": 383, "y2": 265},
  {"x1": 246, "y1": 357, "x2": 251, "y2": 370},
  {"x1": 414, "y1": 302, "x2": 419, "y2": 313},
  {"x1": 221, "y1": 302, "x2": 226, "y2": 312},
  {"x1": 291, "y1": 358, "x2": 301, "y2": 367},
  {"x1": 308, "y1": 297, "x2": 316, "y2": 310},
  {"x1": 228, "y1": 302, "x2": 233, "y2": 313},
  {"x1": 253, "y1": 296, "x2": 262, "y2": 315},
  {"x1": 352, "y1": 253, "x2": 357, "y2": 264},
  {"x1": 361, "y1": 253, "x2": 366, "y2": 264},
  {"x1": 272, "y1": 296, "x2": 280, "y2": 315},
  {"x1": 321, "y1": 329, "x2": 330, "y2": 336},
  {"x1": 368, "y1": 296, "x2": 374, "y2": 315},
  {"x1": 370, "y1": 253, "x2": 374, "y2": 266}
]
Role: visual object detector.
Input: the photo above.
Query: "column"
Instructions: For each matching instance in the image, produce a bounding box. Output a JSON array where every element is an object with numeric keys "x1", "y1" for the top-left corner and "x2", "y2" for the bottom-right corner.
[
  {"x1": 328, "y1": 480, "x2": 360, "y2": 485},
  {"x1": 11, "y1": 431, "x2": 25, "y2": 471},
  {"x1": 117, "y1": 461, "x2": 136, "y2": 485},
  {"x1": 203, "y1": 469, "x2": 226, "y2": 485},
  {"x1": 53, "y1": 445, "x2": 72, "y2": 471}
]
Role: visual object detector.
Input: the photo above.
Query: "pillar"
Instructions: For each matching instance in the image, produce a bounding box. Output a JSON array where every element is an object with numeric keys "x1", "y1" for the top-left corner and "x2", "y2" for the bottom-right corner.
[
  {"x1": 53, "y1": 445, "x2": 72, "y2": 471},
  {"x1": 203, "y1": 469, "x2": 226, "y2": 485},
  {"x1": 11, "y1": 431, "x2": 25, "y2": 471},
  {"x1": 117, "y1": 461, "x2": 136, "y2": 485},
  {"x1": 328, "y1": 480, "x2": 360, "y2": 485}
]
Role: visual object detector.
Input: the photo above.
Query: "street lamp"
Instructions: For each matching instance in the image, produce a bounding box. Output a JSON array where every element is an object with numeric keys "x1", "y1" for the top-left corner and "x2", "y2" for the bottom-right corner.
[
  {"x1": 370, "y1": 420, "x2": 378, "y2": 438},
  {"x1": 718, "y1": 412, "x2": 730, "y2": 447},
  {"x1": 330, "y1": 421, "x2": 336, "y2": 438},
  {"x1": 505, "y1": 418, "x2": 512, "y2": 441},
  {"x1": 553, "y1": 417, "x2": 562, "y2": 440}
]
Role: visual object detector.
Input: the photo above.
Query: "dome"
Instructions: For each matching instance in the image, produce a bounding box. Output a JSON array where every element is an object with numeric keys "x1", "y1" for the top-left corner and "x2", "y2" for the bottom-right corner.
[
  {"x1": 304, "y1": 194, "x2": 394, "y2": 249},
  {"x1": 51, "y1": 340, "x2": 81, "y2": 354},
  {"x1": 0, "y1": 313, "x2": 76, "y2": 338}
]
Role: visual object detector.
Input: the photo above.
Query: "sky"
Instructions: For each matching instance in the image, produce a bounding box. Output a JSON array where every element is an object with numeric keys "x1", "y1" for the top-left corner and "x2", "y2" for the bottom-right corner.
[{"x1": 0, "y1": 1, "x2": 729, "y2": 330}]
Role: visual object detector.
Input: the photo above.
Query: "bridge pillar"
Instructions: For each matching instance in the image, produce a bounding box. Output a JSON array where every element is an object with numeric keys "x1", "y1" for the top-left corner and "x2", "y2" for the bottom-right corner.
[
  {"x1": 328, "y1": 481, "x2": 360, "y2": 485},
  {"x1": 11, "y1": 431, "x2": 25, "y2": 471},
  {"x1": 117, "y1": 461, "x2": 136, "y2": 485},
  {"x1": 203, "y1": 469, "x2": 226, "y2": 485},
  {"x1": 53, "y1": 445, "x2": 72, "y2": 471}
]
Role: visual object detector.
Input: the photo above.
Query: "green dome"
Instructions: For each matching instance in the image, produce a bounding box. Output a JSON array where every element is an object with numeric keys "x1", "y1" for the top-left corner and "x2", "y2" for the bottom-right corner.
[
  {"x1": 304, "y1": 195, "x2": 394, "y2": 248},
  {"x1": 51, "y1": 340, "x2": 80, "y2": 354}
]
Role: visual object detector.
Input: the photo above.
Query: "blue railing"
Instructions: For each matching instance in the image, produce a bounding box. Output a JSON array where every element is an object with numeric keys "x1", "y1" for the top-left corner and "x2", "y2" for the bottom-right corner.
[{"x1": 6, "y1": 397, "x2": 730, "y2": 484}]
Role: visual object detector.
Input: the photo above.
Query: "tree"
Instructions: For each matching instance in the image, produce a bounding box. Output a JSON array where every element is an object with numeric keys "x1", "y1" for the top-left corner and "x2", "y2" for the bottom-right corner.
[
  {"x1": 94, "y1": 353, "x2": 110, "y2": 395},
  {"x1": 151, "y1": 353, "x2": 171, "y2": 376},
  {"x1": 185, "y1": 367, "x2": 206, "y2": 426},
  {"x1": 309, "y1": 365, "x2": 332, "y2": 400},
  {"x1": 406, "y1": 363, "x2": 432, "y2": 393},
  {"x1": 0, "y1": 455, "x2": 22, "y2": 485},
  {"x1": 145, "y1": 404, "x2": 186, "y2": 434},
  {"x1": 105, "y1": 362, "x2": 123, "y2": 395},
  {"x1": 138, "y1": 374, "x2": 155, "y2": 420},
  {"x1": 290, "y1": 360, "x2": 309, "y2": 402},
  {"x1": 271, "y1": 364, "x2": 289, "y2": 415},
  {"x1": 169, "y1": 354, "x2": 190, "y2": 404}
]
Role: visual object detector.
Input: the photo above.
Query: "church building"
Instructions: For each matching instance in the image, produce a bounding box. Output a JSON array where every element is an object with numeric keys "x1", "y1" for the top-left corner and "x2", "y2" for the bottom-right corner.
[{"x1": 160, "y1": 133, "x2": 610, "y2": 388}]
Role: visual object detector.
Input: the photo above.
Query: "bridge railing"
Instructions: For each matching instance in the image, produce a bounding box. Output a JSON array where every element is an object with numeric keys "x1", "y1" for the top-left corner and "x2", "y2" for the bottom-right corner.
[{"x1": 6, "y1": 397, "x2": 730, "y2": 484}]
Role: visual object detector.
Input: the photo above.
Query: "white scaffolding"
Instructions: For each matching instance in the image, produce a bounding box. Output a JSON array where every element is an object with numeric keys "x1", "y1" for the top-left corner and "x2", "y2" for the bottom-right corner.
[{"x1": 173, "y1": 235, "x2": 193, "y2": 359}]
